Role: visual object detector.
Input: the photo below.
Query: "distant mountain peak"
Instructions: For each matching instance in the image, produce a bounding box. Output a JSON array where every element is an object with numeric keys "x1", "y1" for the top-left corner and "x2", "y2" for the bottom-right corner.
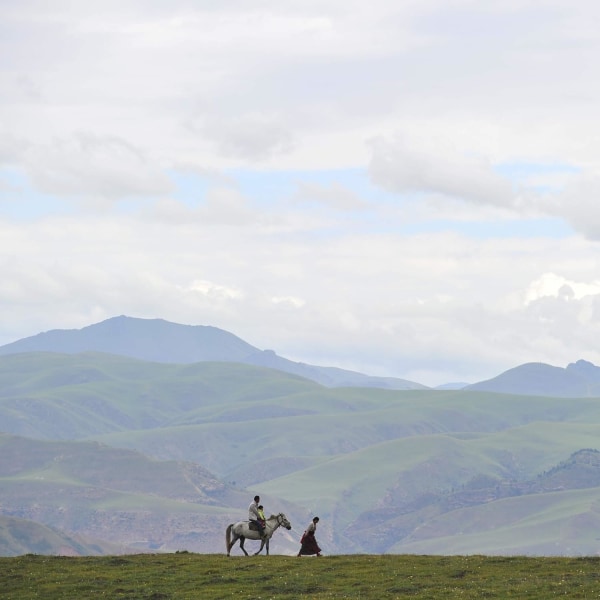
[
  {"x1": 0, "y1": 316, "x2": 426, "y2": 391},
  {"x1": 466, "y1": 359, "x2": 600, "y2": 397},
  {"x1": 566, "y1": 359, "x2": 599, "y2": 374}
]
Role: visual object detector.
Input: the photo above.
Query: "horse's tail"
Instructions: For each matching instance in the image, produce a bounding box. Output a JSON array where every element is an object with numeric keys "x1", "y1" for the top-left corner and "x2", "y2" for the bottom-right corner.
[{"x1": 226, "y1": 524, "x2": 232, "y2": 555}]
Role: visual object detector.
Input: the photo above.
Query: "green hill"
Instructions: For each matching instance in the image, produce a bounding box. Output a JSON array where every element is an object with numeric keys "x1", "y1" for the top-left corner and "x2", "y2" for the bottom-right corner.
[
  {"x1": 0, "y1": 434, "x2": 286, "y2": 555},
  {"x1": 0, "y1": 351, "x2": 320, "y2": 439},
  {"x1": 4, "y1": 351, "x2": 600, "y2": 555},
  {"x1": 0, "y1": 515, "x2": 125, "y2": 557}
]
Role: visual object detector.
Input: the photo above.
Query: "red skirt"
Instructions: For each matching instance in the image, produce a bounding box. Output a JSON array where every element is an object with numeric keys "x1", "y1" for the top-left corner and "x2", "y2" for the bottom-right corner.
[{"x1": 298, "y1": 531, "x2": 321, "y2": 555}]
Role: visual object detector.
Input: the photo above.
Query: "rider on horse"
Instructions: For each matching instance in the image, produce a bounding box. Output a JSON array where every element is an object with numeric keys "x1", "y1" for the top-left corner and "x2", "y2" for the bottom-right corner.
[{"x1": 249, "y1": 495, "x2": 266, "y2": 538}]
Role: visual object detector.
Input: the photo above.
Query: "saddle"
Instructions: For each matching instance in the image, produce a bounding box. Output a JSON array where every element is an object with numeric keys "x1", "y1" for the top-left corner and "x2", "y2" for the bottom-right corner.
[{"x1": 248, "y1": 520, "x2": 266, "y2": 532}]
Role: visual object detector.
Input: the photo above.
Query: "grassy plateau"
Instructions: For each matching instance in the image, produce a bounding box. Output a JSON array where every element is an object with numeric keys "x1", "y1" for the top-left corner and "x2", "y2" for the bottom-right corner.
[{"x1": 2, "y1": 553, "x2": 600, "y2": 599}]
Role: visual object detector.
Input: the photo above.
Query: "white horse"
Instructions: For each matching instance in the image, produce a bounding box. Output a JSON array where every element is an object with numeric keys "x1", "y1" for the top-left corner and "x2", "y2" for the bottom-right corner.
[{"x1": 225, "y1": 512, "x2": 292, "y2": 556}]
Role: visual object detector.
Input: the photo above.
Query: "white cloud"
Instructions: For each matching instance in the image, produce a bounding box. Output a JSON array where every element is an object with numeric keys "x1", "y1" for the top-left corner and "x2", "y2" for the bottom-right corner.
[
  {"x1": 294, "y1": 181, "x2": 369, "y2": 211},
  {"x1": 201, "y1": 187, "x2": 263, "y2": 225},
  {"x1": 271, "y1": 295, "x2": 306, "y2": 309},
  {"x1": 549, "y1": 172, "x2": 600, "y2": 240},
  {"x1": 186, "y1": 279, "x2": 243, "y2": 301},
  {"x1": 3, "y1": 1, "x2": 600, "y2": 385},
  {"x1": 20, "y1": 133, "x2": 172, "y2": 204},
  {"x1": 198, "y1": 114, "x2": 294, "y2": 162},
  {"x1": 368, "y1": 134, "x2": 514, "y2": 207},
  {"x1": 524, "y1": 273, "x2": 600, "y2": 305}
]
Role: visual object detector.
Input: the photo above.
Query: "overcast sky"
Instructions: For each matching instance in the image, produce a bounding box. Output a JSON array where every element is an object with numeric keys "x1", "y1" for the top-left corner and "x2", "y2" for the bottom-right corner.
[{"x1": 2, "y1": 1, "x2": 600, "y2": 386}]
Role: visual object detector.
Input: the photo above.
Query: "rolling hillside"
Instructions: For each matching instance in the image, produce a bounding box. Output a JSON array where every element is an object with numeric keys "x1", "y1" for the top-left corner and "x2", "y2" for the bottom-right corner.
[
  {"x1": 0, "y1": 515, "x2": 126, "y2": 557},
  {"x1": 3, "y1": 350, "x2": 600, "y2": 555},
  {"x1": 0, "y1": 351, "x2": 321, "y2": 439},
  {"x1": 0, "y1": 433, "x2": 302, "y2": 555}
]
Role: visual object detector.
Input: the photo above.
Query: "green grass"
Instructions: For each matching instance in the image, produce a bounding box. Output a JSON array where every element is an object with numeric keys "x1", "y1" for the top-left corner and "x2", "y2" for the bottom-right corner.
[{"x1": 2, "y1": 553, "x2": 600, "y2": 599}]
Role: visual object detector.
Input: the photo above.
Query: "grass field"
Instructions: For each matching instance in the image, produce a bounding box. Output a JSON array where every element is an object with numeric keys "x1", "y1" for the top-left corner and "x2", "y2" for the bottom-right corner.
[{"x1": 2, "y1": 553, "x2": 600, "y2": 599}]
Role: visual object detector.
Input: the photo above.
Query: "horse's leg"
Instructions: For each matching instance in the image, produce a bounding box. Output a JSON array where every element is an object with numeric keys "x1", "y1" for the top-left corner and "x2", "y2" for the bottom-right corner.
[
  {"x1": 254, "y1": 537, "x2": 266, "y2": 556},
  {"x1": 239, "y1": 536, "x2": 249, "y2": 556},
  {"x1": 266, "y1": 538, "x2": 270, "y2": 556}
]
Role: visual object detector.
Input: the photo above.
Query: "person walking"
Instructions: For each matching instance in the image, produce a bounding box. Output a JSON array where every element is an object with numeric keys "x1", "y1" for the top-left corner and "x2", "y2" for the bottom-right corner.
[{"x1": 297, "y1": 516, "x2": 321, "y2": 556}]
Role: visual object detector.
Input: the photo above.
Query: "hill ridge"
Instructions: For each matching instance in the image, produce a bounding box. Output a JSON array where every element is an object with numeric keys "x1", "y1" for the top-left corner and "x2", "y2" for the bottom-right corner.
[{"x1": 0, "y1": 316, "x2": 426, "y2": 391}]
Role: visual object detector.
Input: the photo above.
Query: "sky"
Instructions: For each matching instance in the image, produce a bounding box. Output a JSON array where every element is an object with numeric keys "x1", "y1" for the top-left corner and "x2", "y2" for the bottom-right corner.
[{"x1": 2, "y1": 1, "x2": 600, "y2": 387}]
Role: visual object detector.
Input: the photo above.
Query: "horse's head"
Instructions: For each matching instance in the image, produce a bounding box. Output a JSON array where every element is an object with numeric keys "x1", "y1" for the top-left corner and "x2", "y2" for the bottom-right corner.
[{"x1": 277, "y1": 513, "x2": 292, "y2": 530}]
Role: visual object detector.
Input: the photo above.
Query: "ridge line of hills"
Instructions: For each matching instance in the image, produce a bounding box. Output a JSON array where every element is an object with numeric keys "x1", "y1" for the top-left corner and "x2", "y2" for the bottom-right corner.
[
  {"x1": 0, "y1": 315, "x2": 426, "y2": 391},
  {"x1": 1, "y1": 315, "x2": 600, "y2": 397}
]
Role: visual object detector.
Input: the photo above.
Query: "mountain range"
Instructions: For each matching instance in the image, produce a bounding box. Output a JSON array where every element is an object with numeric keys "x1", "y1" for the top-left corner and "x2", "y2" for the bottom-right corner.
[
  {"x1": 3, "y1": 315, "x2": 600, "y2": 396},
  {"x1": 2, "y1": 315, "x2": 600, "y2": 557},
  {"x1": 0, "y1": 316, "x2": 426, "y2": 391}
]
